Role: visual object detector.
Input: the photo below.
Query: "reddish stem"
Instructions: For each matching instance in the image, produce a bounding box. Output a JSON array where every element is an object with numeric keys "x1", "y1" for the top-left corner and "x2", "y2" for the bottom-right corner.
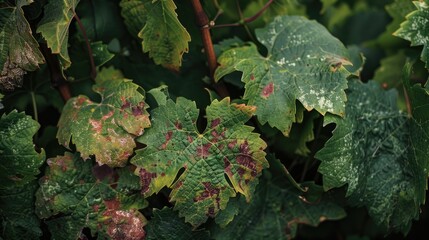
[
  {"x1": 74, "y1": 12, "x2": 96, "y2": 80},
  {"x1": 39, "y1": 44, "x2": 71, "y2": 101},
  {"x1": 190, "y1": 0, "x2": 229, "y2": 98}
]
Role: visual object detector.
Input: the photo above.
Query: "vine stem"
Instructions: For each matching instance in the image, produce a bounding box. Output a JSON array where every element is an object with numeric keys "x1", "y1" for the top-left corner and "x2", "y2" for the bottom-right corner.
[
  {"x1": 30, "y1": 91, "x2": 38, "y2": 122},
  {"x1": 211, "y1": 0, "x2": 274, "y2": 28},
  {"x1": 40, "y1": 44, "x2": 71, "y2": 101},
  {"x1": 73, "y1": 12, "x2": 96, "y2": 80},
  {"x1": 190, "y1": 0, "x2": 229, "y2": 98}
]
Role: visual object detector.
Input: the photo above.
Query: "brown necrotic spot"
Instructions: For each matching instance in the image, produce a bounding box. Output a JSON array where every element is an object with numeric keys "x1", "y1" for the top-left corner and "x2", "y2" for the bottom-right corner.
[
  {"x1": 261, "y1": 82, "x2": 274, "y2": 99},
  {"x1": 236, "y1": 141, "x2": 257, "y2": 177},
  {"x1": 196, "y1": 143, "x2": 211, "y2": 158},
  {"x1": 174, "y1": 121, "x2": 182, "y2": 129},
  {"x1": 160, "y1": 131, "x2": 173, "y2": 149},
  {"x1": 194, "y1": 182, "x2": 220, "y2": 203},
  {"x1": 211, "y1": 118, "x2": 221, "y2": 128},
  {"x1": 139, "y1": 169, "x2": 157, "y2": 194},
  {"x1": 103, "y1": 210, "x2": 146, "y2": 240}
]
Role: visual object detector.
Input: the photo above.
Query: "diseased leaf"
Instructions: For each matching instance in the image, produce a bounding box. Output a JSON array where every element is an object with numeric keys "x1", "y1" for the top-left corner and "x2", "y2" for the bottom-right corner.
[
  {"x1": 394, "y1": 0, "x2": 429, "y2": 68},
  {"x1": 0, "y1": 110, "x2": 45, "y2": 187},
  {"x1": 0, "y1": 0, "x2": 45, "y2": 91},
  {"x1": 378, "y1": 0, "x2": 415, "y2": 47},
  {"x1": 215, "y1": 16, "x2": 351, "y2": 135},
  {"x1": 146, "y1": 208, "x2": 210, "y2": 240},
  {"x1": 37, "y1": 0, "x2": 80, "y2": 69},
  {"x1": 316, "y1": 75, "x2": 429, "y2": 233},
  {"x1": 212, "y1": 176, "x2": 346, "y2": 240},
  {"x1": 35, "y1": 152, "x2": 147, "y2": 240},
  {"x1": 0, "y1": 181, "x2": 42, "y2": 239},
  {"x1": 132, "y1": 97, "x2": 268, "y2": 226},
  {"x1": 57, "y1": 67, "x2": 150, "y2": 167},
  {"x1": 120, "y1": 0, "x2": 191, "y2": 71}
]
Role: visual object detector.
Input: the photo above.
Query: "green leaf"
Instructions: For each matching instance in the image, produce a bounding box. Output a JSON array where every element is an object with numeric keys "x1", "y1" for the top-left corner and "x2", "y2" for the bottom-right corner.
[
  {"x1": 0, "y1": 110, "x2": 45, "y2": 188},
  {"x1": 57, "y1": 67, "x2": 151, "y2": 167},
  {"x1": 377, "y1": 0, "x2": 415, "y2": 48},
  {"x1": 215, "y1": 16, "x2": 351, "y2": 136},
  {"x1": 0, "y1": 0, "x2": 44, "y2": 72},
  {"x1": 394, "y1": 0, "x2": 429, "y2": 68},
  {"x1": 35, "y1": 152, "x2": 147, "y2": 240},
  {"x1": 212, "y1": 176, "x2": 346, "y2": 240},
  {"x1": 120, "y1": 0, "x2": 191, "y2": 71},
  {"x1": 146, "y1": 207, "x2": 210, "y2": 240},
  {"x1": 132, "y1": 97, "x2": 268, "y2": 226},
  {"x1": 320, "y1": 0, "x2": 338, "y2": 14},
  {"x1": 37, "y1": 0, "x2": 81, "y2": 69},
  {"x1": 0, "y1": 181, "x2": 42, "y2": 240},
  {"x1": 315, "y1": 77, "x2": 429, "y2": 233}
]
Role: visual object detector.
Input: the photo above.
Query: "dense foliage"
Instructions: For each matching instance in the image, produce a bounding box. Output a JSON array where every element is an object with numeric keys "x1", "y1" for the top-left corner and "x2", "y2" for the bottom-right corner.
[{"x1": 1, "y1": 0, "x2": 429, "y2": 239}]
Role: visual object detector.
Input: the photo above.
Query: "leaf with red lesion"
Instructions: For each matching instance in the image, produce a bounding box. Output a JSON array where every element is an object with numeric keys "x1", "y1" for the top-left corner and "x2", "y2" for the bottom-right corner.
[
  {"x1": 132, "y1": 96, "x2": 268, "y2": 226},
  {"x1": 35, "y1": 153, "x2": 147, "y2": 239},
  {"x1": 57, "y1": 67, "x2": 151, "y2": 167}
]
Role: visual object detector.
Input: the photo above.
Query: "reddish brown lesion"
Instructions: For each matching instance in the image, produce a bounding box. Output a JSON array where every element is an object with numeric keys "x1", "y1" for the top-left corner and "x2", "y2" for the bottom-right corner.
[
  {"x1": 139, "y1": 169, "x2": 157, "y2": 194},
  {"x1": 103, "y1": 209, "x2": 146, "y2": 240},
  {"x1": 194, "y1": 182, "x2": 220, "y2": 203},
  {"x1": 261, "y1": 82, "x2": 274, "y2": 99},
  {"x1": 196, "y1": 143, "x2": 212, "y2": 158},
  {"x1": 236, "y1": 141, "x2": 257, "y2": 177},
  {"x1": 160, "y1": 131, "x2": 173, "y2": 150}
]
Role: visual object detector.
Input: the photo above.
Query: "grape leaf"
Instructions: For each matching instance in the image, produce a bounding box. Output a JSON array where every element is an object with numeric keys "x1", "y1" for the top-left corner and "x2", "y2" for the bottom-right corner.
[
  {"x1": 0, "y1": 110, "x2": 45, "y2": 187},
  {"x1": 377, "y1": 0, "x2": 415, "y2": 47},
  {"x1": 315, "y1": 76, "x2": 429, "y2": 233},
  {"x1": 37, "y1": 0, "x2": 80, "y2": 69},
  {"x1": 394, "y1": 0, "x2": 429, "y2": 68},
  {"x1": 0, "y1": 181, "x2": 42, "y2": 240},
  {"x1": 120, "y1": 0, "x2": 191, "y2": 71},
  {"x1": 132, "y1": 97, "x2": 268, "y2": 226},
  {"x1": 146, "y1": 208, "x2": 210, "y2": 240},
  {"x1": 57, "y1": 67, "x2": 151, "y2": 167},
  {"x1": 0, "y1": 0, "x2": 44, "y2": 72},
  {"x1": 35, "y1": 152, "x2": 147, "y2": 240},
  {"x1": 215, "y1": 15, "x2": 351, "y2": 136},
  {"x1": 212, "y1": 176, "x2": 346, "y2": 240}
]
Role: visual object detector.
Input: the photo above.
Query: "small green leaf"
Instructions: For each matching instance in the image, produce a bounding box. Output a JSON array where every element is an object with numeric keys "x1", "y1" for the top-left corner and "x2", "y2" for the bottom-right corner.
[
  {"x1": 35, "y1": 153, "x2": 147, "y2": 240},
  {"x1": 316, "y1": 76, "x2": 429, "y2": 233},
  {"x1": 0, "y1": 181, "x2": 42, "y2": 240},
  {"x1": 132, "y1": 97, "x2": 268, "y2": 226},
  {"x1": 120, "y1": 0, "x2": 191, "y2": 71},
  {"x1": 37, "y1": 0, "x2": 81, "y2": 69},
  {"x1": 0, "y1": 110, "x2": 45, "y2": 187},
  {"x1": 212, "y1": 176, "x2": 346, "y2": 240},
  {"x1": 57, "y1": 67, "x2": 151, "y2": 167},
  {"x1": 394, "y1": 0, "x2": 429, "y2": 68},
  {"x1": 146, "y1": 208, "x2": 210, "y2": 240},
  {"x1": 215, "y1": 16, "x2": 351, "y2": 136}
]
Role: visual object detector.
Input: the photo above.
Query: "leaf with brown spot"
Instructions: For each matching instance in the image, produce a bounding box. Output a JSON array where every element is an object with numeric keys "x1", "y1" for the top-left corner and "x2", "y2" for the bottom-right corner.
[
  {"x1": 132, "y1": 96, "x2": 268, "y2": 226},
  {"x1": 35, "y1": 152, "x2": 147, "y2": 239},
  {"x1": 57, "y1": 67, "x2": 151, "y2": 167}
]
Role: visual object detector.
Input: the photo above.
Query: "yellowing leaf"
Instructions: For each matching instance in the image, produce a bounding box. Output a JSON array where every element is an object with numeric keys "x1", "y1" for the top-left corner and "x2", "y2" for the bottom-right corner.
[
  {"x1": 120, "y1": 0, "x2": 191, "y2": 71},
  {"x1": 215, "y1": 16, "x2": 351, "y2": 136},
  {"x1": 132, "y1": 96, "x2": 268, "y2": 226},
  {"x1": 57, "y1": 68, "x2": 150, "y2": 167},
  {"x1": 37, "y1": 0, "x2": 80, "y2": 69}
]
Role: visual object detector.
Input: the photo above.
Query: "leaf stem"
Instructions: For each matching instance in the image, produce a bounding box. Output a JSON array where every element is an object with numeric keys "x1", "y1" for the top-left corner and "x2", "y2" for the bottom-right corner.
[
  {"x1": 211, "y1": 0, "x2": 274, "y2": 28},
  {"x1": 190, "y1": 0, "x2": 229, "y2": 98},
  {"x1": 73, "y1": 12, "x2": 96, "y2": 80},
  {"x1": 30, "y1": 91, "x2": 38, "y2": 122}
]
